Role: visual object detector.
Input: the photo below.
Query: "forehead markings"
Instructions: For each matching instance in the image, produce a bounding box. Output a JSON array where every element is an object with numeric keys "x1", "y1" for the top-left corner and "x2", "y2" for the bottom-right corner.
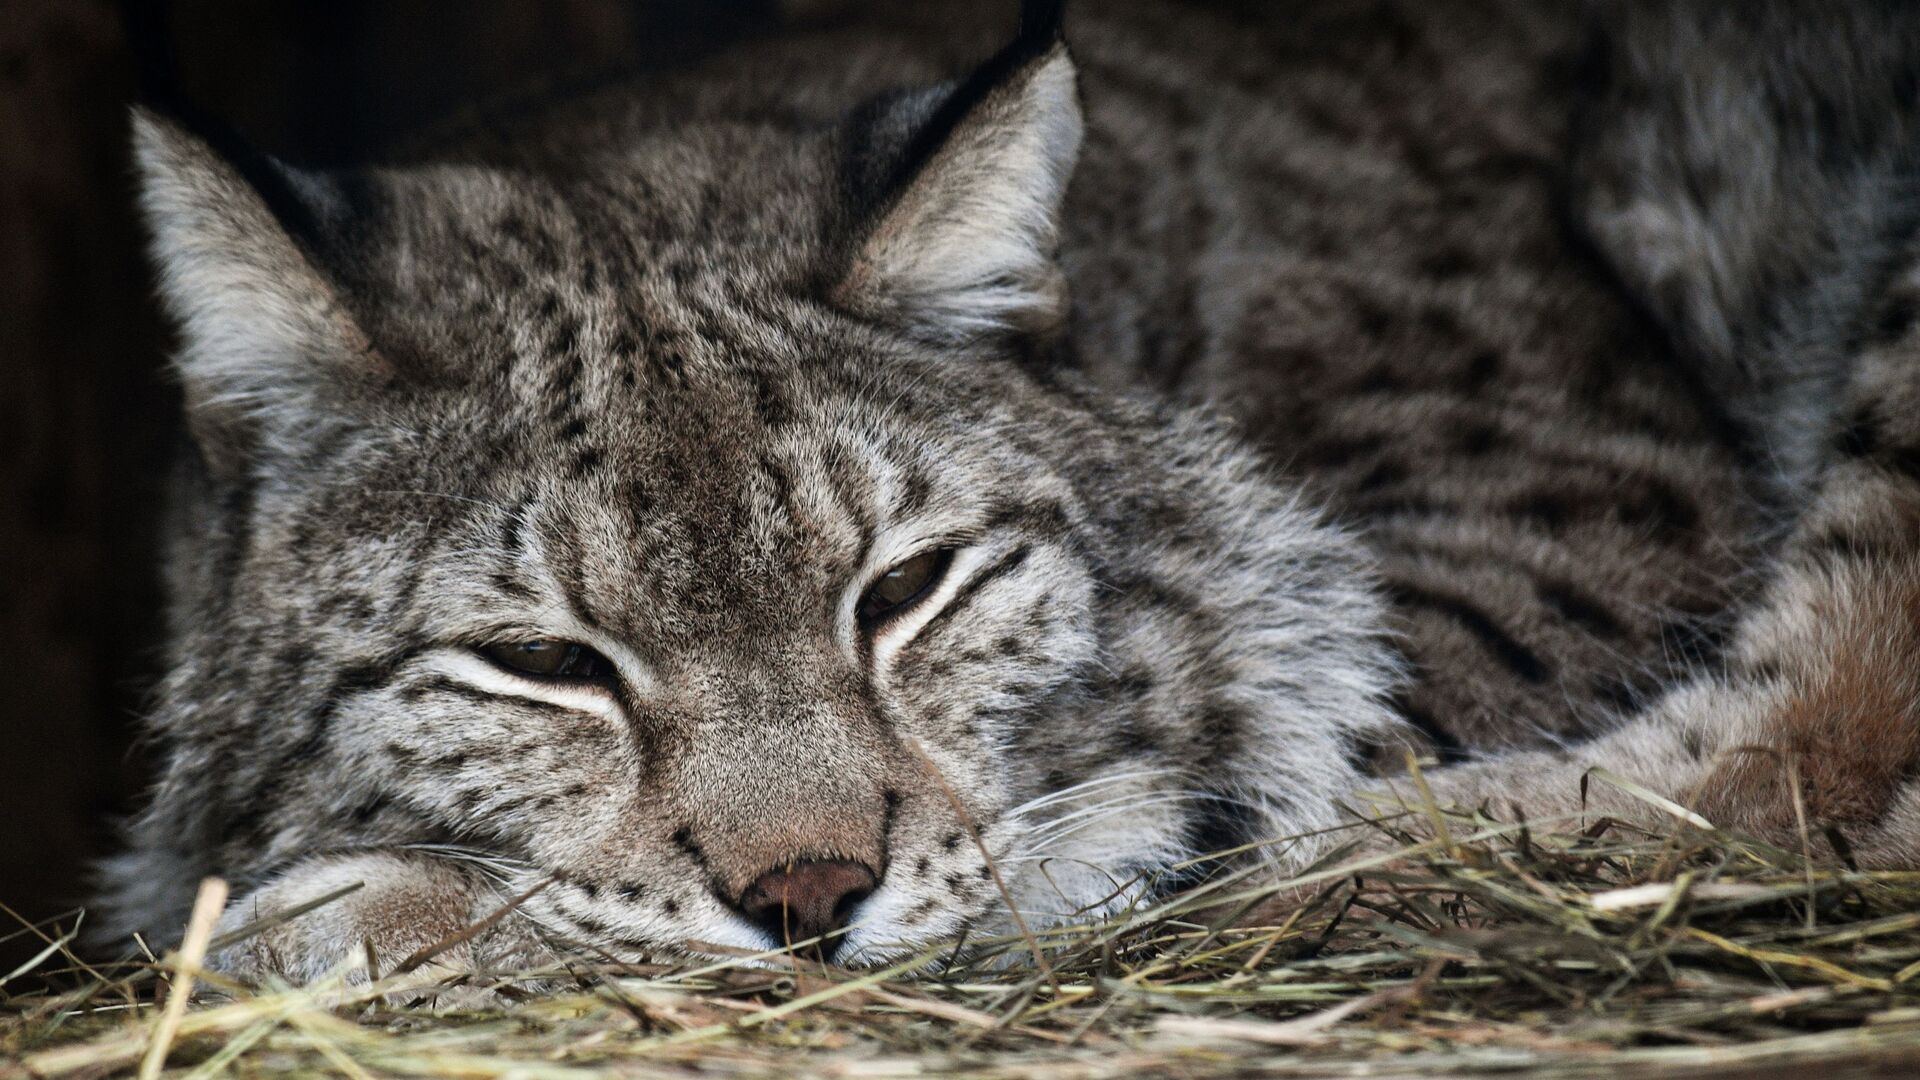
[
  {"x1": 494, "y1": 493, "x2": 660, "y2": 697},
  {"x1": 772, "y1": 421, "x2": 879, "y2": 559},
  {"x1": 485, "y1": 495, "x2": 541, "y2": 602},
  {"x1": 748, "y1": 448, "x2": 800, "y2": 552}
]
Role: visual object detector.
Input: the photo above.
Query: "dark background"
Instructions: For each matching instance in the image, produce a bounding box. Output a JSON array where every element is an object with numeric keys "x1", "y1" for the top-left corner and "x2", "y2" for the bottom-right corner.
[{"x1": 0, "y1": 0, "x2": 801, "y2": 973}]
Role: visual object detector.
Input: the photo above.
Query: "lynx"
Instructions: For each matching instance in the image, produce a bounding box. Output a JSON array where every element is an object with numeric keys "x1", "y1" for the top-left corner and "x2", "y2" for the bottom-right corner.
[{"x1": 104, "y1": 0, "x2": 1920, "y2": 982}]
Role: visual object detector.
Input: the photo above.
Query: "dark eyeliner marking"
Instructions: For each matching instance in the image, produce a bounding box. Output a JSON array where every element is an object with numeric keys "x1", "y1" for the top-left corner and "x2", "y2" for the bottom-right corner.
[{"x1": 913, "y1": 545, "x2": 1034, "y2": 641}]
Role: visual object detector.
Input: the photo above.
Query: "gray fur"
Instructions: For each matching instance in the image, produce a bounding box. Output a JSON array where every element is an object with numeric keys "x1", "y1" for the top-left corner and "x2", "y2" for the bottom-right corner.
[
  {"x1": 1575, "y1": 0, "x2": 1920, "y2": 498},
  {"x1": 1415, "y1": 0, "x2": 1920, "y2": 868},
  {"x1": 107, "y1": 0, "x2": 1920, "y2": 977}
]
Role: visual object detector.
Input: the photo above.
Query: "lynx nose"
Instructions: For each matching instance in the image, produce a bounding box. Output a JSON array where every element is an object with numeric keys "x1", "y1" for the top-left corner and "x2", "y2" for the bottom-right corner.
[{"x1": 737, "y1": 859, "x2": 878, "y2": 949}]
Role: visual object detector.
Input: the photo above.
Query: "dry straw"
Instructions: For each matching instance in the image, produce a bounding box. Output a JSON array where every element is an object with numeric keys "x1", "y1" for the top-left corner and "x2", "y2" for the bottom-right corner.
[{"x1": 7, "y1": 780, "x2": 1920, "y2": 1078}]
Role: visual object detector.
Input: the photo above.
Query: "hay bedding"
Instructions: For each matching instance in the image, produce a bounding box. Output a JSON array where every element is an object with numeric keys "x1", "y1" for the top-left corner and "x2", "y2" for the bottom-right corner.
[{"x1": 8, "y1": 783, "x2": 1920, "y2": 1079}]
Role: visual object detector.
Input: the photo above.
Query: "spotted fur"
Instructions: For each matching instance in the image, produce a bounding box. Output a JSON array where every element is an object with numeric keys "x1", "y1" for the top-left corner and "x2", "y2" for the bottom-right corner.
[
  {"x1": 104, "y1": 0, "x2": 1920, "y2": 979},
  {"x1": 1415, "y1": 0, "x2": 1920, "y2": 863}
]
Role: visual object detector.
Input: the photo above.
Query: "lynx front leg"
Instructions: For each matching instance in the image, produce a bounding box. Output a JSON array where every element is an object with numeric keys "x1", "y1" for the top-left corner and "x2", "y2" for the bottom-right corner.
[{"x1": 211, "y1": 852, "x2": 554, "y2": 996}]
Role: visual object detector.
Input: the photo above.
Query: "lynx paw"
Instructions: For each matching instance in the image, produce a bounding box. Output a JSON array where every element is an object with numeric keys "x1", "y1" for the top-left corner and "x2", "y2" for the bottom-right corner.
[{"x1": 210, "y1": 852, "x2": 547, "y2": 1005}]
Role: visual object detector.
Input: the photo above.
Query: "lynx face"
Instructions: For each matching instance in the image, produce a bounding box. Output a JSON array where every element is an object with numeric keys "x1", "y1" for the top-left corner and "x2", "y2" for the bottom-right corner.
[
  {"x1": 241, "y1": 324, "x2": 1116, "y2": 962},
  {"x1": 111, "y1": 33, "x2": 1401, "y2": 968}
]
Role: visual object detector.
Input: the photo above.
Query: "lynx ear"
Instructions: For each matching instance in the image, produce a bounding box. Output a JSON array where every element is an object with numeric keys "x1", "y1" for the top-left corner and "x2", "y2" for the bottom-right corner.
[
  {"x1": 836, "y1": 41, "x2": 1083, "y2": 347},
  {"x1": 132, "y1": 109, "x2": 382, "y2": 472}
]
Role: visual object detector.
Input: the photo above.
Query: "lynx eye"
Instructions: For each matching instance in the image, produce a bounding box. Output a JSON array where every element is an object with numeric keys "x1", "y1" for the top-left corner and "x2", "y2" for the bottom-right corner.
[
  {"x1": 858, "y1": 549, "x2": 954, "y2": 626},
  {"x1": 480, "y1": 640, "x2": 613, "y2": 681}
]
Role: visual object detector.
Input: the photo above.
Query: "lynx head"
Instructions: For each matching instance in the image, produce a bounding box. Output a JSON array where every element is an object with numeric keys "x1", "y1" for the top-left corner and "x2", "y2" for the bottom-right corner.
[{"x1": 128, "y1": 21, "x2": 1399, "y2": 965}]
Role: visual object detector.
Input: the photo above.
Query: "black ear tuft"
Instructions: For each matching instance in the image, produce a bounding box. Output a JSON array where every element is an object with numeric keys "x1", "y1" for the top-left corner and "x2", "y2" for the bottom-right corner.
[
  {"x1": 1021, "y1": 0, "x2": 1068, "y2": 49},
  {"x1": 121, "y1": 0, "x2": 183, "y2": 112}
]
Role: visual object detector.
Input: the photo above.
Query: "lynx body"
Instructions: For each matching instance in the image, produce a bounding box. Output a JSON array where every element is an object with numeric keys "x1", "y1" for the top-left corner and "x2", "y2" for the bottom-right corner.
[{"x1": 107, "y1": 0, "x2": 1920, "y2": 977}]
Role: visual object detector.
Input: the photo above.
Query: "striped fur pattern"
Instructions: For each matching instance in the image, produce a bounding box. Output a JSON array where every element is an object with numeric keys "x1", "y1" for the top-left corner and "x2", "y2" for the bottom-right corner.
[
  {"x1": 1416, "y1": 272, "x2": 1920, "y2": 867},
  {"x1": 1414, "y1": 1, "x2": 1920, "y2": 861},
  {"x1": 105, "y1": 0, "x2": 1920, "y2": 978},
  {"x1": 1050, "y1": 0, "x2": 1761, "y2": 757}
]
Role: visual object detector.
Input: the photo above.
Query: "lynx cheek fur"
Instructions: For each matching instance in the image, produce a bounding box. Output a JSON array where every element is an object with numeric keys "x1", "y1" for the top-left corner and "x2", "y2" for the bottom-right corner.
[{"x1": 104, "y1": 21, "x2": 1400, "y2": 973}]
